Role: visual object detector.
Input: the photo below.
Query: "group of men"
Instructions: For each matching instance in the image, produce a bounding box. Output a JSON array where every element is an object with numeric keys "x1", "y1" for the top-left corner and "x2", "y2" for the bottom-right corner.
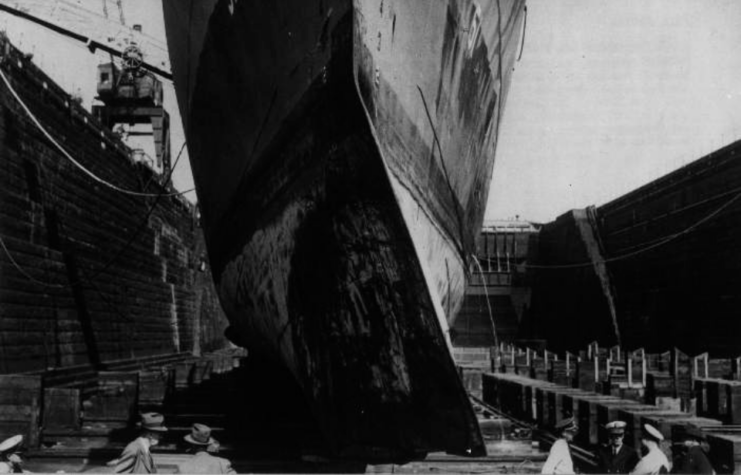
[
  {"x1": 112, "y1": 412, "x2": 234, "y2": 474},
  {"x1": 0, "y1": 413, "x2": 234, "y2": 474},
  {"x1": 542, "y1": 417, "x2": 714, "y2": 474}
]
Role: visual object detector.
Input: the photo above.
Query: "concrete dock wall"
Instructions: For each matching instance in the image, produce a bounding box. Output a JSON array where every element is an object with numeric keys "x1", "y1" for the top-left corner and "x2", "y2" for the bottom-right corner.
[
  {"x1": 526, "y1": 139, "x2": 741, "y2": 356},
  {"x1": 0, "y1": 35, "x2": 229, "y2": 374}
]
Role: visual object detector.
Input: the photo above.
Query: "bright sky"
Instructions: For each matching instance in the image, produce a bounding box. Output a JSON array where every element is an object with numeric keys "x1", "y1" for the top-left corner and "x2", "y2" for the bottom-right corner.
[
  {"x1": 485, "y1": 0, "x2": 741, "y2": 223},
  {"x1": 2, "y1": 1, "x2": 741, "y2": 224}
]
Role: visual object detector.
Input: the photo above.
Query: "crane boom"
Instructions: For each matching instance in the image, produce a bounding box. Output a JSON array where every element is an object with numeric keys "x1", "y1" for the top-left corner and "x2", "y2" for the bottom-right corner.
[{"x1": 0, "y1": 1, "x2": 171, "y2": 80}]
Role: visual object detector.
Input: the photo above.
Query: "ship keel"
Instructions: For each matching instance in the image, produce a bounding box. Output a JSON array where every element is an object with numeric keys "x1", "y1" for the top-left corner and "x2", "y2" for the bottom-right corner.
[{"x1": 210, "y1": 13, "x2": 484, "y2": 461}]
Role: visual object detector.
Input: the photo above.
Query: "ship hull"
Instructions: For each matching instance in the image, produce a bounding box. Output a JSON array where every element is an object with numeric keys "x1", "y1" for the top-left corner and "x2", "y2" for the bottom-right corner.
[{"x1": 163, "y1": 0, "x2": 524, "y2": 459}]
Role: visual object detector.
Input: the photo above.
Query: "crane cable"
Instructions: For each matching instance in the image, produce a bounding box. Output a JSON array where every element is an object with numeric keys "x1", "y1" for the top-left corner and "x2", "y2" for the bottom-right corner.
[
  {"x1": 524, "y1": 186, "x2": 741, "y2": 270},
  {"x1": 0, "y1": 64, "x2": 193, "y2": 198}
]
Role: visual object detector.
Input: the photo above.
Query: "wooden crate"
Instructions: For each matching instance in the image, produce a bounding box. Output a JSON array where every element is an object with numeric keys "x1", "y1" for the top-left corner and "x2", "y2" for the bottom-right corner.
[
  {"x1": 138, "y1": 367, "x2": 174, "y2": 408},
  {"x1": 42, "y1": 387, "x2": 80, "y2": 434},
  {"x1": 0, "y1": 375, "x2": 41, "y2": 447},
  {"x1": 82, "y1": 372, "x2": 138, "y2": 423}
]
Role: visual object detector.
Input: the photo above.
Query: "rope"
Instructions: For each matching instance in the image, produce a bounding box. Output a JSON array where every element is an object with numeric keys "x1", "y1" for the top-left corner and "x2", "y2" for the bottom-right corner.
[
  {"x1": 494, "y1": 0, "x2": 504, "y2": 141},
  {"x1": 0, "y1": 64, "x2": 194, "y2": 198},
  {"x1": 416, "y1": 85, "x2": 468, "y2": 265},
  {"x1": 471, "y1": 255, "x2": 499, "y2": 349},
  {"x1": 66, "y1": 141, "x2": 189, "y2": 283},
  {"x1": 0, "y1": 141, "x2": 188, "y2": 288},
  {"x1": 517, "y1": 5, "x2": 527, "y2": 61},
  {"x1": 0, "y1": 235, "x2": 66, "y2": 288}
]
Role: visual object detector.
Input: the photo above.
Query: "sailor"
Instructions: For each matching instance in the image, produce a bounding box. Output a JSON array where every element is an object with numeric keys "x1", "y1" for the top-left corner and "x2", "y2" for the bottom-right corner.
[
  {"x1": 114, "y1": 412, "x2": 168, "y2": 474},
  {"x1": 596, "y1": 420, "x2": 639, "y2": 474},
  {"x1": 0, "y1": 435, "x2": 24, "y2": 473},
  {"x1": 630, "y1": 424, "x2": 670, "y2": 475},
  {"x1": 670, "y1": 426, "x2": 714, "y2": 474},
  {"x1": 542, "y1": 417, "x2": 578, "y2": 474},
  {"x1": 176, "y1": 424, "x2": 235, "y2": 474}
]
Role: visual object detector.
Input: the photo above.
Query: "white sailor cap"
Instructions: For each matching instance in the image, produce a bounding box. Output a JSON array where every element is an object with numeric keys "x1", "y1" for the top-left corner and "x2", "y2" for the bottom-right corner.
[
  {"x1": 0, "y1": 435, "x2": 23, "y2": 453},
  {"x1": 642, "y1": 423, "x2": 664, "y2": 441},
  {"x1": 605, "y1": 420, "x2": 627, "y2": 434}
]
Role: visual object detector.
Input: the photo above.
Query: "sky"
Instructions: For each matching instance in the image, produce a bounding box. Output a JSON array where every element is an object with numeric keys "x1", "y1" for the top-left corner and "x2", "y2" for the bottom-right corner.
[
  {"x1": 1, "y1": 1, "x2": 741, "y2": 223},
  {"x1": 0, "y1": 0, "x2": 196, "y2": 202},
  {"x1": 485, "y1": 0, "x2": 741, "y2": 223}
]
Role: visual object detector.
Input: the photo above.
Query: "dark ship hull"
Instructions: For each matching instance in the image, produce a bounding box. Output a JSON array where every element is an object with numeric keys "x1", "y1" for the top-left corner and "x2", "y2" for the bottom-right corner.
[{"x1": 163, "y1": 0, "x2": 525, "y2": 459}]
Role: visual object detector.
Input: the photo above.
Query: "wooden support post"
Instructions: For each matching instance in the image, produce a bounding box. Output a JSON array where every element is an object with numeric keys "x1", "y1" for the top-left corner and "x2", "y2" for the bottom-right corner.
[
  {"x1": 694, "y1": 356, "x2": 699, "y2": 379},
  {"x1": 628, "y1": 357, "x2": 633, "y2": 387},
  {"x1": 511, "y1": 346, "x2": 516, "y2": 367},
  {"x1": 672, "y1": 348, "x2": 680, "y2": 399},
  {"x1": 704, "y1": 354, "x2": 709, "y2": 379},
  {"x1": 727, "y1": 382, "x2": 741, "y2": 424},
  {"x1": 526, "y1": 348, "x2": 531, "y2": 367},
  {"x1": 595, "y1": 356, "x2": 600, "y2": 384}
]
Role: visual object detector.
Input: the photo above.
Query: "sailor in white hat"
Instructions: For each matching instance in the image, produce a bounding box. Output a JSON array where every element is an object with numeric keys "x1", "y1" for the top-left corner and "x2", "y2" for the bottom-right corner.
[
  {"x1": 597, "y1": 420, "x2": 639, "y2": 474},
  {"x1": 0, "y1": 435, "x2": 24, "y2": 474},
  {"x1": 630, "y1": 423, "x2": 670, "y2": 475},
  {"x1": 541, "y1": 417, "x2": 578, "y2": 474}
]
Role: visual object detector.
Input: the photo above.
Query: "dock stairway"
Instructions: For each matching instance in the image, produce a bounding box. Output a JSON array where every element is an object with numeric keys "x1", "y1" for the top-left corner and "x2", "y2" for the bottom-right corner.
[{"x1": 1, "y1": 349, "x2": 247, "y2": 459}]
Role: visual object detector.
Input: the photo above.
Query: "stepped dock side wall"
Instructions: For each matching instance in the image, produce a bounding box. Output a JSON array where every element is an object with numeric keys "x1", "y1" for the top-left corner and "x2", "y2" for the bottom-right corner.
[{"x1": 0, "y1": 34, "x2": 229, "y2": 374}]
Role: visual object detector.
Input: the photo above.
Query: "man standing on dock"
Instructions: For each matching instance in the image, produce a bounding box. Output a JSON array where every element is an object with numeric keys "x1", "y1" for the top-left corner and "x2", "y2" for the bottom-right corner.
[
  {"x1": 630, "y1": 424, "x2": 670, "y2": 475},
  {"x1": 670, "y1": 426, "x2": 713, "y2": 474},
  {"x1": 596, "y1": 421, "x2": 639, "y2": 474},
  {"x1": 176, "y1": 424, "x2": 235, "y2": 474},
  {"x1": 541, "y1": 417, "x2": 578, "y2": 474},
  {"x1": 115, "y1": 412, "x2": 168, "y2": 474}
]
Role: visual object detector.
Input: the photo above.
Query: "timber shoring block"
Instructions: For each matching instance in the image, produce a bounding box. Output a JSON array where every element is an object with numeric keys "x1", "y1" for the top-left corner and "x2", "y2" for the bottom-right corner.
[{"x1": 0, "y1": 375, "x2": 42, "y2": 447}]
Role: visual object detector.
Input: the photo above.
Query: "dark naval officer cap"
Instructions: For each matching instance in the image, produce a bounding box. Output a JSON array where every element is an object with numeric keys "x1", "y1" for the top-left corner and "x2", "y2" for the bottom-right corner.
[
  {"x1": 605, "y1": 420, "x2": 627, "y2": 434},
  {"x1": 678, "y1": 425, "x2": 705, "y2": 442},
  {"x1": 642, "y1": 423, "x2": 664, "y2": 442},
  {"x1": 556, "y1": 416, "x2": 577, "y2": 432}
]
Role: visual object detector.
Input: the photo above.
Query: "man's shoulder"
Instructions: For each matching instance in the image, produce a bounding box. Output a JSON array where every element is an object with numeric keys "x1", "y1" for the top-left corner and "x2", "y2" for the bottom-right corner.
[
  {"x1": 192, "y1": 452, "x2": 229, "y2": 464},
  {"x1": 552, "y1": 439, "x2": 570, "y2": 450},
  {"x1": 210, "y1": 454, "x2": 232, "y2": 468},
  {"x1": 123, "y1": 438, "x2": 145, "y2": 451},
  {"x1": 688, "y1": 446, "x2": 707, "y2": 456}
]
